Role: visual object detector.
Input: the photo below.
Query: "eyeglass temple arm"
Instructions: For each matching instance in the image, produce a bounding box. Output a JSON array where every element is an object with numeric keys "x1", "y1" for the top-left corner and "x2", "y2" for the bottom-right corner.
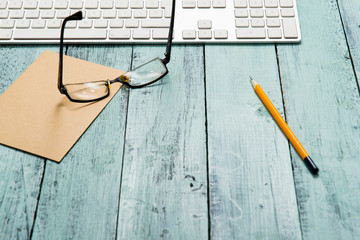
[
  {"x1": 162, "y1": 0, "x2": 176, "y2": 65},
  {"x1": 58, "y1": 11, "x2": 83, "y2": 93}
]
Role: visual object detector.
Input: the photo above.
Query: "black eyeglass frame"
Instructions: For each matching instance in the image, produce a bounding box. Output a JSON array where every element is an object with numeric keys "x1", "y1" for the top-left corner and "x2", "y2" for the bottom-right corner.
[{"x1": 58, "y1": 0, "x2": 176, "y2": 102}]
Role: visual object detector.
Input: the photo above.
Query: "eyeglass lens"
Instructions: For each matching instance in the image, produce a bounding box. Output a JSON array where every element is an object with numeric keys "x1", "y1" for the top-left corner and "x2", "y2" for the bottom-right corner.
[
  {"x1": 120, "y1": 58, "x2": 168, "y2": 87},
  {"x1": 64, "y1": 80, "x2": 109, "y2": 101}
]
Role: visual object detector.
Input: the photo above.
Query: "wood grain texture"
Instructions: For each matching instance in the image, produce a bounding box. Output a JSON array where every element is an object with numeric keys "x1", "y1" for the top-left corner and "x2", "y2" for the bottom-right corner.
[
  {"x1": 0, "y1": 46, "x2": 56, "y2": 239},
  {"x1": 337, "y1": 0, "x2": 360, "y2": 81},
  {"x1": 30, "y1": 45, "x2": 132, "y2": 240},
  {"x1": 117, "y1": 45, "x2": 208, "y2": 239},
  {"x1": 277, "y1": 0, "x2": 360, "y2": 238},
  {"x1": 205, "y1": 44, "x2": 301, "y2": 239}
]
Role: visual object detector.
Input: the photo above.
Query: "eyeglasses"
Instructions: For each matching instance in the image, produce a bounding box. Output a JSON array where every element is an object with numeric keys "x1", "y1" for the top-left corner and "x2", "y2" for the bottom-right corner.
[{"x1": 58, "y1": 1, "x2": 175, "y2": 103}]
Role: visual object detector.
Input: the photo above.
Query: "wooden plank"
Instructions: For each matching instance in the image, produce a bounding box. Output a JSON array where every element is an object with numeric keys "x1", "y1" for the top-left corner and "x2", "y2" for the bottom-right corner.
[
  {"x1": 117, "y1": 45, "x2": 208, "y2": 239},
  {"x1": 205, "y1": 45, "x2": 301, "y2": 239},
  {"x1": 277, "y1": 0, "x2": 360, "y2": 238},
  {"x1": 30, "y1": 45, "x2": 133, "y2": 239},
  {"x1": 338, "y1": 0, "x2": 360, "y2": 79},
  {"x1": 0, "y1": 46, "x2": 56, "y2": 239}
]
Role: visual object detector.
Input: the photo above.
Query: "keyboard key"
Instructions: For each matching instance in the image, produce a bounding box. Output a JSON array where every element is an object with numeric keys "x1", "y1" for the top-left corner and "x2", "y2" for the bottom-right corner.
[
  {"x1": 198, "y1": 30, "x2": 212, "y2": 39},
  {"x1": 236, "y1": 28, "x2": 266, "y2": 38},
  {"x1": 250, "y1": 9, "x2": 263, "y2": 18},
  {"x1": 134, "y1": 9, "x2": 147, "y2": 18},
  {"x1": 32, "y1": 19, "x2": 46, "y2": 28},
  {"x1": 0, "y1": 19, "x2": 15, "y2": 28},
  {"x1": 16, "y1": 19, "x2": 31, "y2": 28},
  {"x1": 47, "y1": 19, "x2": 62, "y2": 28},
  {"x1": 0, "y1": 10, "x2": 9, "y2": 19},
  {"x1": 0, "y1": 1, "x2": 7, "y2": 9},
  {"x1": 282, "y1": 18, "x2": 298, "y2": 38},
  {"x1": 131, "y1": 0, "x2": 144, "y2": 9},
  {"x1": 8, "y1": 1, "x2": 22, "y2": 9},
  {"x1": 214, "y1": 29, "x2": 228, "y2": 39},
  {"x1": 133, "y1": 29, "x2": 150, "y2": 39},
  {"x1": 26, "y1": 10, "x2": 40, "y2": 19},
  {"x1": 142, "y1": 19, "x2": 170, "y2": 27},
  {"x1": 88, "y1": 10, "x2": 102, "y2": 19},
  {"x1": 110, "y1": 19, "x2": 124, "y2": 28},
  {"x1": 161, "y1": 0, "x2": 172, "y2": 8},
  {"x1": 251, "y1": 19, "x2": 264, "y2": 27},
  {"x1": 267, "y1": 18, "x2": 280, "y2": 27},
  {"x1": 182, "y1": 29, "x2": 196, "y2": 39},
  {"x1": 162, "y1": 0, "x2": 172, "y2": 6},
  {"x1": 213, "y1": 0, "x2": 226, "y2": 8},
  {"x1": 164, "y1": 7, "x2": 172, "y2": 18},
  {"x1": 115, "y1": 0, "x2": 129, "y2": 9},
  {"x1": 265, "y1": 0, "x2": 278, "y2": 7},
  {"x1": 54, "y1": 1, "x2": 68, "y2": 9},
  {"x1": 281, "y1": 9, "x2": 295, "y2": 17},
  {"x1": 24, "y1": 1, "x2": 38, "y2": 9},
  {"x1": 14, "y1": 29, "x2": 107, "y2": 39},
  {"x1": 266, "y1": 9, "x2": 279, "y2": 17},
  {"x1": 235, "y1": 9, "x2": 248, "y2": 18},
  {"x1": 10, "y1": 10, "x2": 24, "y2": 19},
  {"x1": 39, "y1": 0, "x2": 53, "y2": 9},
  {"x1": 56, "y1": 10, "x2": 71, "y2": 19},
  {"x1": 152, "y1": 29, "x2": 169, "y2": 39},
  {"x1": 67, "y1": 29, "x2": 107, "y2": 39},
  {"x1": 0, "y1": 30, "x2": 12, "y2": 39},
  {"x1": 118, "y1": 9, "x2": 132, "y2": 18},
  {"x1": 268, "y1": 28, "x2": 282, "y2": 38},
  {"x1": 280, "y1": 0, "x2": 293, "y2": 7},
  {"x1": 109, "y1": 29, "x2": 131, "y2": 39},
  {"x1": 69, "y1": 0, "x2": 83, "y2": 9},
  {"x1": 182, "y1": 0, "x2": 196, "y2": 8},
  {"x1": 149, "y1": 9, "x2": 163, "y2": 18},
  {"x1": 146, "y1": 0, "x2": 159, "y2": 9},
  {"x1": 125, "y1": 19, "x2": 139, "y2": 28},
  {"x1": 235, "y1": 19, "x2": 249, "y2": 27},
  {"x1": 41, "y1": 10, "x2": 55, "y2": 19},
  {"x1": 94, "y1": 20, "x2": 108, "y2": 28},
  {"x1": 249, "y1": 0, "x2": 263, "y2": 8},
  {"x1": 198, "y1": 0, "x2": 211, "y2": 8},
  {"x1": 66, "y1": 21, "x2": 77, "y2": 28},
  {"x1": 85, "y1": 1, "x2": 98, "y2": 9},
  {"x1": 234, "y1": 0, "x2": 247, "y2": 8},
  {"x1": 198, "y1": 20, "x2": 212, "y2": 29},
  {"x1": 101, "y1": 0, "x2": 114, "y2": 9},
  {"x1": 78, "y1": 19, "x2": 93, "y2": 28},
  {"x1": 103, "y1": 10, "x2": 117, "y2": 18}
]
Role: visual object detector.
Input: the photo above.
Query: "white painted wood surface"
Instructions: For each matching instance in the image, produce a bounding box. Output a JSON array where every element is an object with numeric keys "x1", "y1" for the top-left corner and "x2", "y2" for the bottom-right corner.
[
  {"x1": 277, "y1": 0, "x2": 360, "y2": 238},
  {"x1": 205, "y1": 44, "x2": 301, "y2": 239},
  {"x1": 338, "y1": 0, "x2": 360, "y2": 78},
  {"x1": 117, "y1": 45, "x2": 208, "y2": 239}
]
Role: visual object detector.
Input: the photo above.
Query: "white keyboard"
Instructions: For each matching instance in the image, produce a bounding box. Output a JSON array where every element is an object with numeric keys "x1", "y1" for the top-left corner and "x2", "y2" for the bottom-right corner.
[{"x1": 0, "y1": 0, "x2": 301, "y2": 44}]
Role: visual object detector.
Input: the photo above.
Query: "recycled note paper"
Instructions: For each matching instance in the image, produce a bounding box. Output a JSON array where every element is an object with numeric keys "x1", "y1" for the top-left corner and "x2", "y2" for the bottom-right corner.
[{"x1": 0, "y1": 50, "x2": 124, "y2": 162}]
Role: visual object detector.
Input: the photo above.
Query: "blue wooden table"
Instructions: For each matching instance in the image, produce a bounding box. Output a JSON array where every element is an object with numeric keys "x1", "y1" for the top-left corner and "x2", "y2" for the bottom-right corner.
[{"x1": 1, "y1": 0, "x2": 360, "y2": 239}]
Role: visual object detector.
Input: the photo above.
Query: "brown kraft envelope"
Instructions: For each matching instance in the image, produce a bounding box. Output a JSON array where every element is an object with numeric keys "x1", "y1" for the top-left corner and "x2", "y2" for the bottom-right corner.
[{"x1": 0, "y1": 50, "x2": 124, "y2": 162}]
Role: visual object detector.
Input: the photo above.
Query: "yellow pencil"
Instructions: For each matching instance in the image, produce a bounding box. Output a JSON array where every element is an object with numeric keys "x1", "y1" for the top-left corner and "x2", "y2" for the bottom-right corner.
[{"x1": 251, "y1": 77, "x2": 319, "y2": 175}]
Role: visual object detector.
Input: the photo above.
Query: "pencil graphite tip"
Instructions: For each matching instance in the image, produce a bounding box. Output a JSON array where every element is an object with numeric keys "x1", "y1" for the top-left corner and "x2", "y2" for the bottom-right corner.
[{"x1": 249, "y1": 76, "x2": 257, "y2": 88}]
